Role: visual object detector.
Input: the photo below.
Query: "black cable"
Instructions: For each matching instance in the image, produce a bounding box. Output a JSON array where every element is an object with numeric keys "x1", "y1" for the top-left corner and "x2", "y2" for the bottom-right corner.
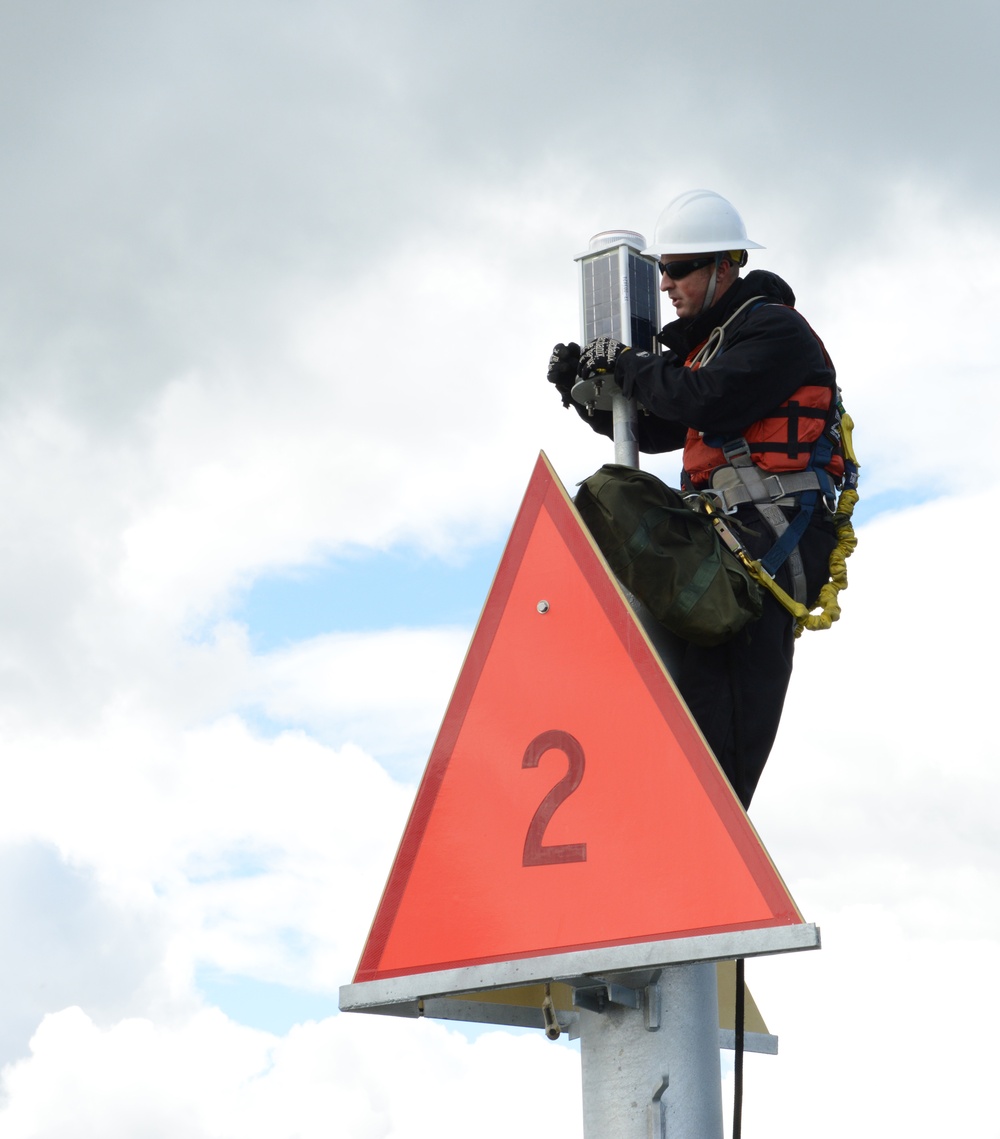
[{"x1": 733, "y1": 957, "x2": 745, "y2": 1139}]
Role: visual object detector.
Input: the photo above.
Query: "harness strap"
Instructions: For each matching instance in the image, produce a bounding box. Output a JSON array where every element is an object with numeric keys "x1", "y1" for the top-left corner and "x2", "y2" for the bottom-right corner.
[
  {"x1": 721, "y1": 439, "x2": 809, "y2": 605},
  {"x1": 704, "y1": 468, "x2": 835, "y2": 512}
]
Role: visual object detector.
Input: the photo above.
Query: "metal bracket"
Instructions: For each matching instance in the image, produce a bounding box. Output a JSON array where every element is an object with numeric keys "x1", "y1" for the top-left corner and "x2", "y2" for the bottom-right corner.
[
  {"x1": 572, "y1": 980, "x2": 643, "y2": 1014},
  {"x1": 571, "y1": 372, "x2": 623, "y2": 414},
  {"x1": 644, "y1": 981, "x2": 661, "y2": 1031}
]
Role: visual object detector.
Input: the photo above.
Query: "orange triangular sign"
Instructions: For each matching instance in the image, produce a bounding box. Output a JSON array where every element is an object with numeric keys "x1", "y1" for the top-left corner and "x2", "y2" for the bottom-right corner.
[{"x1": 354, "y1": 453, "x2": 804, "y2": 984}]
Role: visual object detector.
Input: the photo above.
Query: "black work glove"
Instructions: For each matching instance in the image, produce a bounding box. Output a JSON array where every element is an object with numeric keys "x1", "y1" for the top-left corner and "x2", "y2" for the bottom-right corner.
[
  {"x1": 578, "y1": 336, "x2": 630, "y2": 379},
  {"x1": 547, "y1": 342, "x2": 581, "y2": 408}
]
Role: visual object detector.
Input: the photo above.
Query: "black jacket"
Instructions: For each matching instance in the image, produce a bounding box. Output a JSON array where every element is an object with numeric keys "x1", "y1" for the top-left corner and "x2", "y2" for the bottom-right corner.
[{"x1": 578, "y1": 270, "x2": 836, "y2": 456}]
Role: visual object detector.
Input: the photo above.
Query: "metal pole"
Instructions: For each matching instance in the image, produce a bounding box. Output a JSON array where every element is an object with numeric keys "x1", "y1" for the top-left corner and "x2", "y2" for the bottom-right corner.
[
  {"x1": 578, "y1": 964, "x2": 724, "y2": 1139},
  {"x1": 575, "y1": 230, "x2": 724, "y2": 1139},
  {"x1": 612, "y1": 392, "x2": 640, "y2": 468}
]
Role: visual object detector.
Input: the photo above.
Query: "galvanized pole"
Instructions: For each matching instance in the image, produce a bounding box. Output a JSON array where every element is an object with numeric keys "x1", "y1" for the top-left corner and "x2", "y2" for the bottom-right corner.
[
  {"x1": 574, "y1": 231, "x2": 724, "y2": 1139},
  {"x1": 611, "y1": 390, "x2": 639, "y2": 468},
  {"x1": 577, "y1": 964, "x2": 723, "y2": 1139}
]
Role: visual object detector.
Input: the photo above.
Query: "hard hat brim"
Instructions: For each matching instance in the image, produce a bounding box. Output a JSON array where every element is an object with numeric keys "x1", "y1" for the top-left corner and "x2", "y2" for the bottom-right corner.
[{"x1": 641, "y1": 238, "x2": 765, "y2": 258}]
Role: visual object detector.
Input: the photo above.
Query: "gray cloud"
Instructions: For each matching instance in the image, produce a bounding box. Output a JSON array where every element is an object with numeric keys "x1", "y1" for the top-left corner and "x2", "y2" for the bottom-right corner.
[
  {"x1": 0, "y1": 841, "x2": 167, "y2": 1066},
  {"x1": 4, "y1": 0, "x2": 992, "y2": 431}
]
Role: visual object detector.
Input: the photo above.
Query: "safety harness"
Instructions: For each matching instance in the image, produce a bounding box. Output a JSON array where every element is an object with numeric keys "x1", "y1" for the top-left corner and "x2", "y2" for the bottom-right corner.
[
  {"x1": 703, "y1": 407, "x2": 859, "y2": 636},
  {"x1": 681, "y1": 296, "x2": 860, "y2": 633}
]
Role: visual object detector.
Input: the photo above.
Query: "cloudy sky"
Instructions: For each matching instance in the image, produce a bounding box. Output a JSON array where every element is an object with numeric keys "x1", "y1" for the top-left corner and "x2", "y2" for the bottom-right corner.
[{"x1": 1, "y1": 1, "x2": 998, "y2": 1135}]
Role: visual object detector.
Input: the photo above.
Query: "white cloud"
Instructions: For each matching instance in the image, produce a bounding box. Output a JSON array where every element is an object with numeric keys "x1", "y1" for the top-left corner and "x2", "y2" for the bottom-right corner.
[
  {"x1": 805, "y1": 182, "x2": 1000, "y2": 497},
  {"x1": 0, "y1": 711, "x2": 413, "y2": 1015},
  {"x1": 0, "y1": 1008, "x2": 582, "y2": 1139},
  {"x1": 737, "y1": 909, "x2": 1000, "y2": 1137},
  {"x1": 249, "y1": 626, "x2": 473, "y2": 763}
]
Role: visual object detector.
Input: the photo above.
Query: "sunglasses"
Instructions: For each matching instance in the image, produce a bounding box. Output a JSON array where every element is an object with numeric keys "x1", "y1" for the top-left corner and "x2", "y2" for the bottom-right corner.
[{"x1": 658, "y1": 256, "x2": 717, "y2": 280}]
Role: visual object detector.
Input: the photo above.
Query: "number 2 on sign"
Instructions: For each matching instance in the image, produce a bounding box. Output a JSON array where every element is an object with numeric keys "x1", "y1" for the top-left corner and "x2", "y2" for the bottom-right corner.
[{"x1": 521, "y1": 729, "x2": 588, "y2": 866}]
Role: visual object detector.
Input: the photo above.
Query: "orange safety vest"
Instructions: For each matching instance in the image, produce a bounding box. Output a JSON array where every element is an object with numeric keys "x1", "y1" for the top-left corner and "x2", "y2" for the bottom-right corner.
[{"x1": 683, "y1": 385, "x2": 846, "y2": 488}]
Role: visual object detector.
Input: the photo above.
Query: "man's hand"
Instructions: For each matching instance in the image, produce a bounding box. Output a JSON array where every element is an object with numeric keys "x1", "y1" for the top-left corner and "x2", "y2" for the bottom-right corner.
[
  {"x1": 547, "y1": 342, "x2": 581, "y2": 408},
  {"x1": 578, "y1": 337, "x2": 630, "y2": 378}
]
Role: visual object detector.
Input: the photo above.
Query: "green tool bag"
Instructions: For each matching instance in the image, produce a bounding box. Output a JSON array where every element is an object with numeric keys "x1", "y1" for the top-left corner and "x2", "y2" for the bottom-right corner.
[{"x1": 574, "y1": 464, "x2": 763, "y2": 647}]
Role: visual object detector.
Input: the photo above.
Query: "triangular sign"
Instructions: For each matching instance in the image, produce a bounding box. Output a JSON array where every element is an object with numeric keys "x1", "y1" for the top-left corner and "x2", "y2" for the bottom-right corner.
[{"x1": 354, "y1": 452, "x2": 804, "y2": 984}]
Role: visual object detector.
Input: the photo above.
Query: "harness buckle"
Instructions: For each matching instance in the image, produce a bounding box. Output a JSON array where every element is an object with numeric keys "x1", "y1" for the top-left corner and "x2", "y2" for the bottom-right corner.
[
  {"x1": 697, "y1": 488, "x2": 739, "y2": 515},
  {"x1": 762, "y1": 474, "x2": 786, "y2": 500},
  {"x1": 722, "y1": 437, "x2": 753, "y2": 465}
]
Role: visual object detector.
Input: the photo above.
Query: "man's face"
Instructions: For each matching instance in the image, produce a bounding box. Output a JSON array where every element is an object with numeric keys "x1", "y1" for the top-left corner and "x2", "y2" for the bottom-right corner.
[{"x1": 659, "y1": 255, "x2": 719, "y2": 319}]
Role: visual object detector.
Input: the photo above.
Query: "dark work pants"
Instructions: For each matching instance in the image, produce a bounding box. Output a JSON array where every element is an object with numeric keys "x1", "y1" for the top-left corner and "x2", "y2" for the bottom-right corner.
[{"x1": 674, "y1": 508, "x2": 837, "y2": 810}]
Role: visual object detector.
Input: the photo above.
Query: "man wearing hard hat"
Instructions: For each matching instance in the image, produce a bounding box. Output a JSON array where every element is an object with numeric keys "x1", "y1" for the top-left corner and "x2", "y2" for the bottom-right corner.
[{"x1": 548, "y1": 190, "x2": 849, "y2": 809}]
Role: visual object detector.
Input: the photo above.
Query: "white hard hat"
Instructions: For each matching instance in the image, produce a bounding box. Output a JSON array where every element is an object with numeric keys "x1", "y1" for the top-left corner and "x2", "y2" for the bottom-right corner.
[{"x1": 642, "y1": 189, "x2": 764, "y2": 257}]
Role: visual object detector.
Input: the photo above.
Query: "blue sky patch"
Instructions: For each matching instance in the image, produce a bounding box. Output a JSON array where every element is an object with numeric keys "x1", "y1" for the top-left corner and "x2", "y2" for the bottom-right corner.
[
  {"x1": 852, "y1": 485, "x2": 938, "y2": 523},
  {"x1": 185, "y1": 849, "x2": 276, "y2": 884},
  {"x1": 236, "y1": 543, "x2": 506, "y2": 651},
  {"x1": 229, "y1": 488, "x2": 926, "y2": 656},
  {"x1": 197, "y1": 970, "x2": 340, "y2": 1035},
  {"x1": 197, "y1": 966, "x2": 583, "y2": 1045}
]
